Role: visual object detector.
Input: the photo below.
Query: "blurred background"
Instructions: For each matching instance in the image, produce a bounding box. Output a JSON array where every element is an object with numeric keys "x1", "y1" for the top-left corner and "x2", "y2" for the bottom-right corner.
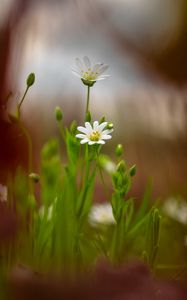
[{"x1": 1, "y1": 0, "x2": 187, "y2": 199}]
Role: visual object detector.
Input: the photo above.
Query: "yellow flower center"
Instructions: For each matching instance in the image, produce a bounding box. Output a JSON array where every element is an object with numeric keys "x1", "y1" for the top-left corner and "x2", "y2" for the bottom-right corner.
[
  {"x1": 82, "y1": 70, "x2": 98, "y2": 81},
  {"x1": 89, "y1": 131, "x2": 101, "y2": 141}
]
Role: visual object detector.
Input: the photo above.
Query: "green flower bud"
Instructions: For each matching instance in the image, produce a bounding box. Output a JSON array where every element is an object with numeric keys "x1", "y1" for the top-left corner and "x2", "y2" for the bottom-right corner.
[
  {"x1": 99, "y1": 116, "x2": 105, "y2": 124},
  {"x1": 26, "y1": 73, "x2": 35, "y2": 87},
  {"x1": 29, "y1": 173, "x2": 40, "y2": 183},
  {"x1": 55, "y1": 106, "x2": 63, "y2": 121},
  {"x1": 106, "y1": 122, "x2": 114, "y2": 130},
  {"x1": 117, "y1": 160, "x2": 126, "y2": 173},
  {"x1": 70, "y1": 120, "x2": 77, "y2": 134},
  {"x1": 115, "y1": 144, "x2": 123, "y2": 157},
  {"x1": 85, "y1": 110, "x2": 91, "y2": 122},
  {"x1": 129, "y1": 165, "x2": 136, "y2": 177}
]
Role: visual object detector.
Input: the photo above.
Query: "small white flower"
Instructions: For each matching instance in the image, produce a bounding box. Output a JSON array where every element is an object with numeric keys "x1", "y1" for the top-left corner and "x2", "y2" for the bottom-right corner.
[
  {"x1": 99, "y1": 155, "x2": 116, "y2": 175},
  {"x1": 88, "y1": 203, "x2": 116, "y2": 227},
  {"x1": 162, "y1": 197, "x2": 187, "y2": 225},
  {"x1": 0, "y1": 184, "x2": 7, "y2": 203},
  {"x1": 72, "y1": 56, "x2": 109, "y2": 86},
  {"x1": 76, "y1": 121, "x2": 113, "y2": 145},
  {"x1": 103, "y1": 160, "x2": 116, "y2": 174}
]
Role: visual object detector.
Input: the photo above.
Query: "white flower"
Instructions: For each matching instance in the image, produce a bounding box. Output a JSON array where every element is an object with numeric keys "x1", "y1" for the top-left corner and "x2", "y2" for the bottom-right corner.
[
  {"x1": 103, "y1": 160, "x2": 116, "y2": 174},
  {"x1": 76, "y1": 121, "x2": 113, "y2": 145},
  {"x1": 88, "y1": 203, "x2": 116, "y2": 227},
  {"x1": 0, "y1": 184, "x2": 7, "y2": 202},
  {"x1": 162, "y1": 197, "x2": 187, "y2": 225},
  {"x1": 72, "y1": 56, "x2": 109, "y2": 86},
  {"x1": 99, "y1": 155, "x2": 116, "y2": 175}
]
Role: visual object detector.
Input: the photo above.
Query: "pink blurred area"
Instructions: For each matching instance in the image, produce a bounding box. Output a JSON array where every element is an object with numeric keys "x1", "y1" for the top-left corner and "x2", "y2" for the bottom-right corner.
[{"x1": 1, "y1": 0, "x2": 187, "y2": 198}]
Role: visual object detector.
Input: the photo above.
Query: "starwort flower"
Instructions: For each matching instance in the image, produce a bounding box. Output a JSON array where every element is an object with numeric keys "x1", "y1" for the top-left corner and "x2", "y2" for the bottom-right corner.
[
  {"x1": 72, "y1": 56, "x2": 109, "y2": 87},
  {"x1": 76, "y1": 121, "x2": 113, "y2": 145},
  {"x1": 88, "y1": 203, "x2": 116, "y2": 226},
  {"x1": 163, "y1": 197, "x2": 187, "y2": 225}
]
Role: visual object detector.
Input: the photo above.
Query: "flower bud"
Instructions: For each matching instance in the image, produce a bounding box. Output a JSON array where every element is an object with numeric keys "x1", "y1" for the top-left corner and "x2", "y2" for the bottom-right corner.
[
  {"x1": 29, "y1": 173, "x2": 40, "y2": 183},
  {"x1": 99, "y1": 116, "x2": 105, "y2": 124},
  {"x1": 115, "y1": 144, "x2": 123, "y2": 157},
  {"x1": 106, "y1": 122, "x2": 114, "y2": 130},
  {"x1": 129, "y1": 165, "x2": 136, "y2": 177},
  {"x1": 26, "y1": 73, "x2": 35, "y2": 87},
  {"x1": 70, "y1": 120, "x2": 77, "y2": 134},
  {"x1": 55, "y1": 106, "x2": 63, "y2": 121},
  {"x1": 117, "y1": 160, "x2": 126, "y2": 173}
]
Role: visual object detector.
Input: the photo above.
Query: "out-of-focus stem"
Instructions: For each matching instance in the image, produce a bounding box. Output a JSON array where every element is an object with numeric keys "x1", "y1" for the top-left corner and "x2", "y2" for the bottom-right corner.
[
  {"x1": 85, "y1": 86, "x2": 90, "y2": 117},
  {"x1": 20, "y1": 122, "x2": 33, "y2": 194},
  {"x1": 96, "y1": 149, "x2": 110, "y2": 200},
  {"x1": 17, "y1": 86, "x2": 29, "y2": 114}
]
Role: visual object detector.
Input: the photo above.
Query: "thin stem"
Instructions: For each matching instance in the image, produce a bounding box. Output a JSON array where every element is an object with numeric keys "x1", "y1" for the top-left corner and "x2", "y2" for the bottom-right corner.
[
  {"x1": 17, "y1": 86, "x2": 29, "y2": 113},
  {"x1": 19, "y1": 122, "x2": 33, "y2": 194},
  {"x1": 85, "y1": 86, "x2": 90, "y2": 117},
  {"x1": 19, "y1": 121, "x2": 35, "y2": 256},
  {"x1": 80, "y1": 146, "x2": 86, "y2": 189},
  {"x1": 84, "y1": 144, "x2": 90, "y2": 182},
  {"x1": 96, "y1": 149, "x2": 110, "y2": 200},
  {"x1": 57, "y1": 121, "x2": 65, "y2": 141}
]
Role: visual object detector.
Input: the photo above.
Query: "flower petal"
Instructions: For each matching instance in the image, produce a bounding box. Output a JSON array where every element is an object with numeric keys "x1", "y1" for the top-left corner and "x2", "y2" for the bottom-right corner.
[
  {"x1": 75, "y1": 58, "x2": 83, "y2": 71},
  {"x1": 93, "y1": 121, "x2": 99, "y2": 130},
  {"x1": 85, "y1": 122, "x2": 93, "y2": 132},
  {"x1": 97, "y1": 140, "x2": 105, "y2": 144},
  {"x1": 76, "y1": 134, "x2": 86, "y2": 139},
  {"x1": 97, "y1": 75, "x2": 110, "y2": 80},
  {"x1": 97, "y1": 64, "x2": 109, "y2": 75},
  {"x1": 102, "y1": 129, "x2": 113, "y2": 135},
  {"x1": 101, "y1": 134, "x2": 112, "y2": 140},
  {"x1": 92, "y1": 63, "x2": 102, "y2": 73},
  {"x1": 98, "y1": 122, "x2": 108, "y2": 132},
  {"x1": 83, "y1": 56, "x2": 91, "y2": 69},
  {"x1": 72, "y1": 70, "x2": 81, "y2": 78},
  {"x1": 95, "y1": 77, "x2": 106, "y2": 81},
  {"x1": 77, "y1": 126, "x2": 89, "y2": 134},
  {"x1": 88, "y1": 141, "x2": 96, "y2": 145},
  {"x1": 98, "y1": 75, "x2": 110, "y2": 78},
  {"x1": 80, "y1": 138, "x2": 89, "y2": 144},
  {"x1": 71, "y1": 67, "x2": 80, "y2": 73}
]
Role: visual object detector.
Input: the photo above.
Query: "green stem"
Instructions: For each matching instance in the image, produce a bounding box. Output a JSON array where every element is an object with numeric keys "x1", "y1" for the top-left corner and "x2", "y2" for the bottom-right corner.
[
  {"x1": 19, "y1": 122, "x2": 33, "y2": 194},
  {"x1": 84, "y1": 144, "x2": 90, "y2": 182},
  {"x1": 17, "y1": 86, "x2": 29, "y2": 113},
  {"x1": 96, "y1": 149, "x2": 110, "y2": 200},
  {"x1": 57, "y1": 121, "x2": 65, "y2": 141},
  {"x1": 85, "y1": 86, "x2": 90, "y2": 117},
  {"x1": 80, "y1": 146, "x2": 86, "y2": 189},
  {"x1": 77, "y1": 144, "x2": 96, "y2": 216}
]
